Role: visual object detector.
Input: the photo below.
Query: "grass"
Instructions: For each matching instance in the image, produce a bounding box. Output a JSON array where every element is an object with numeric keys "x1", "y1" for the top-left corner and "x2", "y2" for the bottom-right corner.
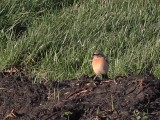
[
  {"x1": 133, "y1": 109, "x2": 148, "y2": 120},
  {"x1": 0, "y1": 0, "x2": 160, "y2": 81}
]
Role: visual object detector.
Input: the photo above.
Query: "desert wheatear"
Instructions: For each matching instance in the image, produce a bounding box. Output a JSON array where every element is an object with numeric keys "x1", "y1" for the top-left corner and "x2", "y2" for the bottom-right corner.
[{"x1": 92, "y1": 50, "x2": 109, "y2": 79}]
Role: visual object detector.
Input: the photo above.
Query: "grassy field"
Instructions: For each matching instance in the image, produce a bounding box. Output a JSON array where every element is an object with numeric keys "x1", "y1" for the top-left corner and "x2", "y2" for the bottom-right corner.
[{"x1": 0, "y1": 0, "x2": 160, "y2": 81}]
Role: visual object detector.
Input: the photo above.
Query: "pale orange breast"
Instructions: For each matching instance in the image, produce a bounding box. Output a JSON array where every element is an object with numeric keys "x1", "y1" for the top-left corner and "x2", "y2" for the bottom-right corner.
[{"x1": 92, "y1": 57, "x2": 108, "y2": 75}]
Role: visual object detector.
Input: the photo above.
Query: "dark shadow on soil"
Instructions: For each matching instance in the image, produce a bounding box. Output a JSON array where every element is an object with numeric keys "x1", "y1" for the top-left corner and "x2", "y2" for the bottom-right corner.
[{"x1": 0, "y1": 72, "x2": 160, "y2": 120}]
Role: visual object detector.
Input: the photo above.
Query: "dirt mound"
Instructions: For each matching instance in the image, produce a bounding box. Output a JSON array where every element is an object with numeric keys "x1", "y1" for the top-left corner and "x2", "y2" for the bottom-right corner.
[{"x1": 0, "y1": 72, "x2": 160, "y2": 120}]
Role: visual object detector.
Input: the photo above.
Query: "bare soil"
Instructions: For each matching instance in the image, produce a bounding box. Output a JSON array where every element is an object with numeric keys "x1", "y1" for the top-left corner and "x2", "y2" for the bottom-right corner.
[{"x1": 0, "y1": 72, "x2": 160, "y2": 120}]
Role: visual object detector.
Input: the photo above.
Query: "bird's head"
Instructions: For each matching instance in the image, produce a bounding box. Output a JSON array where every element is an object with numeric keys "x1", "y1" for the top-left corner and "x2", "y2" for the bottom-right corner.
[{"x1": 92, "y1": 50, "x2": 105, "y2": 58}]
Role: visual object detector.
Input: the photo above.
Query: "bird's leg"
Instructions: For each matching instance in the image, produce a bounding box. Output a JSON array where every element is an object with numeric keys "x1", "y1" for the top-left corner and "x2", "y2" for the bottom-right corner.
[
  {"x1": 100, "y1": 74, "x2": 103, "y2": 80},
  {"x1": 94, "y1": 74, "x2": 103, "y2": 80},
  {"x1": 93, "y1": 75, "x2": 98, "y2": 81},
  {"x1": 93, "y1": 75, "x2": 101, "y2": 82}
]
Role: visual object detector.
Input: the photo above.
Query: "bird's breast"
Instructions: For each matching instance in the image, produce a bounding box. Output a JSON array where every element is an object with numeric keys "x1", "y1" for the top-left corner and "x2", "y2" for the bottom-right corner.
[{"x1": 92, "y1": 57, "x2": 108, "y2": 75}]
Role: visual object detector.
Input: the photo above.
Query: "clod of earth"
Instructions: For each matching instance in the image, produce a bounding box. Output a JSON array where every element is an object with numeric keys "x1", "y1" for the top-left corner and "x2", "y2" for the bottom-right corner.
[{"x1": 0, "y1": 72, "x2": 160, "y2": 120}]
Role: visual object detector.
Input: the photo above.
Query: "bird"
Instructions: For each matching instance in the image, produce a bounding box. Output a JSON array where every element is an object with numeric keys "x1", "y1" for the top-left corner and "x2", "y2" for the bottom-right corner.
[{"x1": 92, "y1": 50, "x2": 109, "y2": 80}]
